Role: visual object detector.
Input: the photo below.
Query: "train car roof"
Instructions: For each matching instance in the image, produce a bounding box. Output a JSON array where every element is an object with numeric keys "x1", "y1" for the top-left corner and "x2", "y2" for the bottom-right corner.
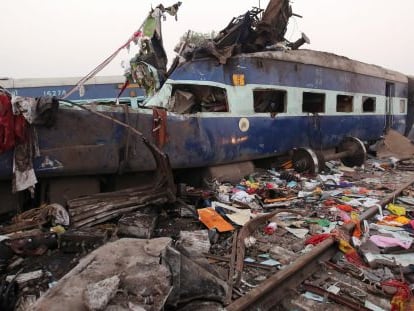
[
  {"x1": 239, "y1": 49, "x2": 408, "y2": 83},
  {"x1": 0, "y1": 75, "x2": 126, "y2": 88}
]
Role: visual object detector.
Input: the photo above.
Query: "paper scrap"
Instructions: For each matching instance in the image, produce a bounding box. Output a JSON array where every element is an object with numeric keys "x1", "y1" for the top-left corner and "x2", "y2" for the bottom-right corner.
[{"x1": 260, "y1": 259, "x2": 281, "y2": 266}]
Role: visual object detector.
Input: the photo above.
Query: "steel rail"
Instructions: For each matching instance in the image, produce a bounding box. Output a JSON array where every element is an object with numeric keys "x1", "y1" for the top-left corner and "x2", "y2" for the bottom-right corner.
[{"x1": 226, "y1": 175, "x2": 414, "y2": 310}]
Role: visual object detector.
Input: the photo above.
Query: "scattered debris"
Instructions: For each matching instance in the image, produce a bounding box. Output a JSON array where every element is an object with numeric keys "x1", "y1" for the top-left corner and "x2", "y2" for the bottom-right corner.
[
  {"x1": 118, "y1": 211, "x2": 159, "y2": 239},
  {"x1": 376, "y1": 129, "x2": 414, "y2": 159},
  {"x1": 0, "y1": 153, "x2": 413, "y2": 310},
  {"x1": 0, "y1": 2, "x2": 413, "y2": 311},
  {"x1": 66, "y1": 184, "x2": 174, "y2": 228},
  {"x1": 84, "y1": 275, "x2": 120, "y2": 311}
]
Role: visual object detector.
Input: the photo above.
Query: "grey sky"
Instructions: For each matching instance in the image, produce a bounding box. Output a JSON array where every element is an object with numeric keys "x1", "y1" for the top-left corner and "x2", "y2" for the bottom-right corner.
[{"x1": 1, "y1": 0, "x2": 413, "y2": 79}]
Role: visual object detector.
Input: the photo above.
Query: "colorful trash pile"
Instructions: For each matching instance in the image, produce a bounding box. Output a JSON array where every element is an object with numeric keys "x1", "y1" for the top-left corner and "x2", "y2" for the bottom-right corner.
[
  {"x1": 179, "y1": 158, "x2": 414, "y2": 309},
  {"x1": 0, "y1": 158, "x2": 414, "y2": 310}
]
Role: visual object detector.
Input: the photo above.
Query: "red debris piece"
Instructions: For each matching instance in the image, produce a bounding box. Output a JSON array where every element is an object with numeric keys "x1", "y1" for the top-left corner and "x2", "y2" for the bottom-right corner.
[{"x1": 304, "y1": 233, "x2": 331, "y2": 246}]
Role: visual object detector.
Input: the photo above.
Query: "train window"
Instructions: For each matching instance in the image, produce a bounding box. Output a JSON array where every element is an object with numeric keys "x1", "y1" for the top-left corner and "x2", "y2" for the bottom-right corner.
[
  {"x1": 169, "y1": 84, "x2": 229, "y2": 113},
  {"x1": 362, "y1": 96, "x2": 376, "y2": 112},
  {"x1": 302, "y1": 92, "x2": 325, "y2": 113},
  {"x1": 336, "y1": 95, "x2": 353, "y2": 112},
  {"x1": 253, "y1": 89, "x2": 287, "y2": 114},
  {"x1": 400, "y1": 99, "x2": 406, "y2": 113}
]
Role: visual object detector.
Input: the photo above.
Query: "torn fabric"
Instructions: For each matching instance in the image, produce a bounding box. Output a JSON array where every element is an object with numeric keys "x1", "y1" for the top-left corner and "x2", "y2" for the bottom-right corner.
[
  {"x1": 12, "y1": 127, "x2": 38, "y2": 193},
  {"x1": 11, "y1": 96, "x2": 59, "y2": 193}
]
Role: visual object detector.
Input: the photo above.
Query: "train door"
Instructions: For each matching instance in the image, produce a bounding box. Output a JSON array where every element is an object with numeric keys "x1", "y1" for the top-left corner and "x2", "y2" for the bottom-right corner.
[{"x1": 385, "y1": 82, "x2": 395, "y2": 131}]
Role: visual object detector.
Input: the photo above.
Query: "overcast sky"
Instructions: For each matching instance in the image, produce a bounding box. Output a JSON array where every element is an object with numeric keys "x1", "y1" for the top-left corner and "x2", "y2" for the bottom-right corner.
[{"x1": 1, "y1": 0, "x2": 413, "y2": 79}]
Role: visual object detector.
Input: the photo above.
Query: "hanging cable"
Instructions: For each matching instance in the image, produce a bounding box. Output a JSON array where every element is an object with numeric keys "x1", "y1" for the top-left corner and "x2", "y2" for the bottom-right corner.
[{"x1": 62, "y1": 25, "x2": 145, "y2": 100}]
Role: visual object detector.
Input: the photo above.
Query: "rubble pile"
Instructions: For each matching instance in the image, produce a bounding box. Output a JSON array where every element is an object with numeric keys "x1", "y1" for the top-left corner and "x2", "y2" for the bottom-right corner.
[{"x1": 0, "y1": 155, "x2": 414, "y2": 310}]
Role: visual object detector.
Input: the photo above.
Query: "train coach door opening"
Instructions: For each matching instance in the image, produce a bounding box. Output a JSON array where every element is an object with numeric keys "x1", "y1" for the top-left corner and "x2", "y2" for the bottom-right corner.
[{"x1": 385, "y1": 82, "x2": 395, "y2": 132}]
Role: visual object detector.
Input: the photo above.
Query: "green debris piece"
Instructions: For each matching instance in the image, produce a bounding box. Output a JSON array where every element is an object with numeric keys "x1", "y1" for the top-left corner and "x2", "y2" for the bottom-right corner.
[{"x1": 306, "y1": 218, "x2": 331, "y2": 227}]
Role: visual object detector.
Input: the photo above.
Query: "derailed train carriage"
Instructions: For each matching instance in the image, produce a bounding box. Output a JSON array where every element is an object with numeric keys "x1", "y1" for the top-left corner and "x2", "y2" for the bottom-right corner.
[
  {"x1": 0, "y1": 0, "x2": 413, "y2": 213},
  {"x1": 0, "y1": 76, "x2": 145, "y2": 107}
]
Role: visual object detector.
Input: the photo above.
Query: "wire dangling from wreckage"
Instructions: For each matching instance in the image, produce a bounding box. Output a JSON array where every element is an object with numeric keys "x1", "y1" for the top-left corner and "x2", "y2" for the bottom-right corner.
[{"x1": 62, "y1": 2, "x2": 182, "y2": 100}]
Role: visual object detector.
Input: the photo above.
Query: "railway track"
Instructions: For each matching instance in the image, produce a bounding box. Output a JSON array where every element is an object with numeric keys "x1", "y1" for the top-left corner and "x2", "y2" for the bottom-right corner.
[{"x1": 226, "y1": 175, "x2": 414, "y2": 311}]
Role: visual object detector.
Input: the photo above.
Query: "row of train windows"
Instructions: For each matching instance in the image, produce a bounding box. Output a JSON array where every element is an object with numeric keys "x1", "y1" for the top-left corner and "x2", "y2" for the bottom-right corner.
[
  {"x1": 169, "y1": 85, "x2": 406, "y2": 114},
  {"x1": 253, "y1": 90, "x2": 406, "y2": 114}
]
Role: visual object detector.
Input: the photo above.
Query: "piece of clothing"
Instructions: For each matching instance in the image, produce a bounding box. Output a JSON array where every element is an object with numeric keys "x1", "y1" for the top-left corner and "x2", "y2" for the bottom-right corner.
[
  {"x1": 0, "y1": 92, "x2": 15, "y2": 153},
  {"x1": 10, "y1": 96, "x2": 58, "y2": 193},
  {"x1": 381, "y1": 280, "x2": 411, "y2": 311},
  {"x1": 338, "y1": 239, "x2": 367, "y2": 267},
  {"x1": 378, "y1": 215, "x2": 411, "y2": 227},
  {"x1": 12, "y1": 96, "x2": 37, "y2": 123},
  {"x1": 370, "y1": 235, "x2": 412, "y2": 250},
  {"x1": 336, "y1": 204, "x2": 354, "y2": 212},
  {"x1": 386, "y1": 203, "x2": 406, "y2": 216},
  {"x1": 0, "y1": 92, "x2": 27, "y2": 153},
  {"x1": 12, "y1": 127, "x2": 38, "y2": 193},
  {"x1": 305, "y1": 233, "x2": 331, "y2": 246},
  {"x1": 12, "y1": 95, "x2": 58, "y2": 127}
]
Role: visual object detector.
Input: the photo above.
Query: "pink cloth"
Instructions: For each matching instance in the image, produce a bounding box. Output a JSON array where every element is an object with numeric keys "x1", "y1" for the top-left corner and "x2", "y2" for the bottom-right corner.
[
  {"x1": 370, "y1": 235, "x2": 411, "y2": 250},
  {"x1": 339, "y1": 210, "x2": 351, "y2": 222}
]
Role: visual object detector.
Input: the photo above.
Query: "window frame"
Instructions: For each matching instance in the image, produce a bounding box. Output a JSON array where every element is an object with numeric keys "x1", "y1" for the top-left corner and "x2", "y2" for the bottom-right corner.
[
  {"x1": 169, "y1": 83, "x2": 230, "y2": 114},
  {"x1": 302, "y1": 91, "x2": 326, "y2": 114},
  {"x1": 362, "y1": 96, "x2": 376, "y2": 113},
  {"x1": 400, "y1": 99, "x2": 406, "y2": 114},
  {"x1": 253, "y1": 88, "x2": 288, "y2": 114},
  {"x1": 336, "y1": 94, "x2": 354, "y2": 113}
]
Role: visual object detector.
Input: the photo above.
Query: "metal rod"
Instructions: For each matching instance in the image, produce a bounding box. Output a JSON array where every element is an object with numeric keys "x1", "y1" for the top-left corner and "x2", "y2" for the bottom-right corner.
[
  {"x1": 227, "y1": 238, "x2": 336, "y2": 311},
  {"x1": 323, "y1": 150, "x2": 352, "y2": 161}
]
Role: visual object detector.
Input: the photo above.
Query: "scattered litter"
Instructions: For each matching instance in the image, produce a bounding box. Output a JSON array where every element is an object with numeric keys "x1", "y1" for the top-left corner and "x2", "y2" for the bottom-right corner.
[
  {"x1": 386, "y1": 203, "x2": 406, "y2": 216},
  {"x1": 303, "y1": 291, "x2": 324, "y2": 302},
  {"x1": 364, "y1": 300, "x2": 387, "y2": 311},
  {"x1": 285, "y1": 227, "x2": 309, "y2": 239},
  {"x1": 244, "y1": 257, "x2": 256, "y2": 263},
  {"x1": 326, "y1": 284, "x2": 341, "y2": 295},
  {"x1": 369, "y1": 235, "x2": 412, "y2": 249},
  {"x1": 197, "y1": 208, "x2": 234, "y2": 232},
  {"x1": 244, "y1": 236, "x2": 256, "y2": 248},
  {"x1": 260, "y1": 259, "x2": 281, "y2": 267},
  {"x1": 264, "y1": 222, "x2": 278, "y2": 235}
]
